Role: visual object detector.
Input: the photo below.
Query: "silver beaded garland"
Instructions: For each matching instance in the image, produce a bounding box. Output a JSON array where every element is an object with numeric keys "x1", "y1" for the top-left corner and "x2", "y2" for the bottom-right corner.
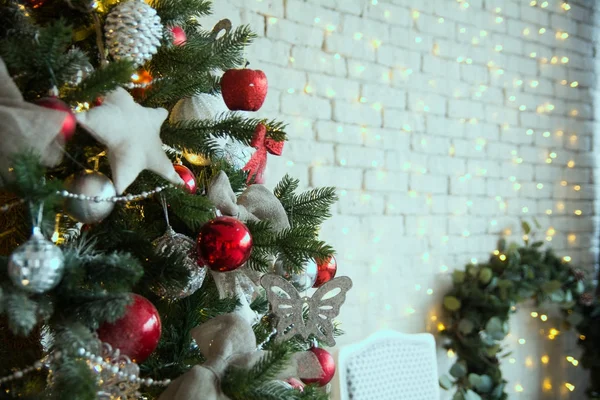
[
  {"x1": 153, "y1": 227, "x2": 206, "y2": 299},
  {"x1": 272, "y1": 256, "x2": 318, "y2": 291},
  {"x1": 104, "y1": 0, "x2": 163, "y2": 67},
  {"x1": 8, "y1": 227, "x2": 65, "y2": 293},
  {"x1": 64, "y1": 170, "x2": 117, "y2": 224}
]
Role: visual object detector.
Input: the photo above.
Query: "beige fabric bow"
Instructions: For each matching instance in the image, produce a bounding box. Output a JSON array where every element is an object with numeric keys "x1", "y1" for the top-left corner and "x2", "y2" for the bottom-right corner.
[
  {"x1": 0, "y1": 57, "x2": 68, "y2": 182},
  {"x1": 158, "y1": 312, "x2": 323, "y2": 400},
  {"x1": 207, "y1": 172, "x2": 290, "y2": 324}
]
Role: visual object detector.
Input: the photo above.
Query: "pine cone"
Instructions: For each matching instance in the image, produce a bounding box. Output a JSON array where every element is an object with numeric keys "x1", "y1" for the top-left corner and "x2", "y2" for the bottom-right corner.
[
  {"x1": 104, "y1": 0, "x2": 163, "y2": 66},
  {"x1": 580, "y1": 292, "x2": 594, "y2": 306}
]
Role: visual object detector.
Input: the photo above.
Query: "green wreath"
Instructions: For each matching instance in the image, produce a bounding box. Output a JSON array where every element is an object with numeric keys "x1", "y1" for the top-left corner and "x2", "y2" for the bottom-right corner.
[{"x1": 439, "y1": 222, "x2": 600, "y2": 400}]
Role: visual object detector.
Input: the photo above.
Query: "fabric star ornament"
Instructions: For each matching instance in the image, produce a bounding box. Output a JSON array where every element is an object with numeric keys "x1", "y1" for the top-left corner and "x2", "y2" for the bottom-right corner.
[
  {"x1": 0, "y1": 57, "x2": 68, "y2": 182},
  {"x1": 76, "y1": 87, "x2": 183, "y2": 193}
]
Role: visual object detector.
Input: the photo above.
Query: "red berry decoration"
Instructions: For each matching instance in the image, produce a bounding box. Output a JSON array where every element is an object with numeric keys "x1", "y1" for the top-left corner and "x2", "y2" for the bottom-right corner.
[
  {"x1": 174, "y1": 164, "x2": 197, "y2": 194},
  {"x1": 97, "y1": 294, "x2": 161, "y2": 362},
  {"x1": 221, "y1": 69, "x2": 268, "y2": 111},
  {"x1": 35, "y1": 97, "x2": 77, "y2": 140},
  {"x1": 196, "y1": 216, "x2": 252, "y2": 272},
  {"x1": 313, "y1": 256, "x2": 337, "y2": 288},
  {"x1": 301, "y1": 347, "x2": 336, "y2": 387},
  {"x1": 170, "y1": 26, "x2": 187, "y2": 46}
]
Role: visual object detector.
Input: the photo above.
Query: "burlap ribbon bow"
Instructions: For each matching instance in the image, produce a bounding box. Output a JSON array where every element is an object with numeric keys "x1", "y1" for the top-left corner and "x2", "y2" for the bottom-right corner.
[
  {"x1": 0, "y1": 57, "x2": 69, "y2": 182},
  {"x1": 207, "y1": 171, "x2": 290, "y2": 323},
  {"x1": 158, "y1": 312, "x2": 323, "y2": 400}
]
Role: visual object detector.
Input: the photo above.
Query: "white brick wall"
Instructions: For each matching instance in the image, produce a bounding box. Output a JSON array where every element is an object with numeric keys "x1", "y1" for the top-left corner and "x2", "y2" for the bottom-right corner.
[{"x1": 206, "y1": 1, "x2": 598, "y2": 398}]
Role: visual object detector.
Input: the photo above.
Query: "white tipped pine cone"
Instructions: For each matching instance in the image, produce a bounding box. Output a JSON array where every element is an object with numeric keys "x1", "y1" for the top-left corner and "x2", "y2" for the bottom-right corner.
[{"x1": 104, "y1": 0, "x2": 163, "y2": 66}]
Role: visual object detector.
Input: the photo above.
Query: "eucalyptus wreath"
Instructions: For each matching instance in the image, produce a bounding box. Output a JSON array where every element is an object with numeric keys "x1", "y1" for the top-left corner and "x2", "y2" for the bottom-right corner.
[{"x1": 439, "y1": 222, "x2": 600, "y2": 400}]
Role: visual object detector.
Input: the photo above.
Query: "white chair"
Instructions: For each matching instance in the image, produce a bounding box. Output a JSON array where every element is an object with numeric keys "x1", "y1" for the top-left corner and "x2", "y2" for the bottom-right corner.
[{"x1": 338, "y1": 331, "x2": 440, "y2": 400}]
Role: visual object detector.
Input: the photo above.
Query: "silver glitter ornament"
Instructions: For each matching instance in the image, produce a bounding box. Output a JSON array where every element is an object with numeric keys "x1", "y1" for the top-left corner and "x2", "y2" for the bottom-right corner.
[
  {"x1": 8, "y1": 227, "x2": 65, "y2": 293},
  {"x1": 104, "y1": 0, "x2": 163, "y2": 67},
  {"x1": 64, "y1": 170, "x2": 117, "y2": 224},
  {"x1": 261, "y1": 274, "x2": 352, "y2": 347},
  {"x1": 272, "y1": 256, "x2": 318, "y2": 291},
  {"x1": 68, "y1": 60, "x2": 94, "y2": 86},
  {"x1": 153, "y1": 227, "x2": 206, "y2": 299}
]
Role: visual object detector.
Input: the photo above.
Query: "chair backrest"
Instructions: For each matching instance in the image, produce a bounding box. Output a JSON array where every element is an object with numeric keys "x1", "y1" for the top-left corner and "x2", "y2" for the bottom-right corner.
[{"x1": 338, "y1": 330, "x2": 440, "y2": 400}]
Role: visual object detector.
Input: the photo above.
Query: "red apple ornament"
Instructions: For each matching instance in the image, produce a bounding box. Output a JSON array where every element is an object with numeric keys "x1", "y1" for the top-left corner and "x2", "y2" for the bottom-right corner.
[
  {"x1": 97, "y1": 294, "x2": 161, "y2": 362},
  {"x1": 221, "y1": 69, "x2": 268, "y2": 111},
  {"x1": 301, "y1": 347, "x2": 336, "y2": 387},
  {"x1": 35, "y1": 97, "x2": 77, "y2": 141},
  {"x1": 313, "y1": 256, "x2": 337, "y2": 288},
  {"x1": 174, "y1": 164, "x2": 197, "y2": 194},
  {"x1": 196, "y1": 216, "x2": 253, "y2": 272}
]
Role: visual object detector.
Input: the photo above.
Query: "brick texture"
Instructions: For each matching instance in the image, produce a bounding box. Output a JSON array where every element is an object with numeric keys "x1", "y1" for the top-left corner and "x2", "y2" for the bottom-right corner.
[{"x1": 204, "y1": 1, "x2": 598, "y2": 398}]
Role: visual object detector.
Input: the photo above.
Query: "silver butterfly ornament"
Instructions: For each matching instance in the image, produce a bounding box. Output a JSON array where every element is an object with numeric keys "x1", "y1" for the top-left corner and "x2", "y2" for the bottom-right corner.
[{"x1": 260, "y1": 274, "x2": 353, "y2": 347}]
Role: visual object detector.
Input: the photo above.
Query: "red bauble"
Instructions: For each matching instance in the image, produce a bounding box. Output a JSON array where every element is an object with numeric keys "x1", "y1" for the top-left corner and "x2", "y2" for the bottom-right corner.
[
  {"x1": 174, "y1": 164, "x2": 197, "y2": 194},
  {"x1": 313, "y1": 256, "x2": 337, "y2": 288},
  {"x1": 27, "y1": 0, "x2": 47, "y2": 8},
  {"x1": 170, "y1": 26, "x2": 187, "y2": 46},
  {"x1": 221, "y1": 69, "x2": 268, "y2": 111},
  {"x1": 196, "y1": 216, "x2": 252, "y2": 272},
  {"x1": 301, "y1": 347, "x2": 336, "y2": 387},
  {"x1": 35, "y1": 97, "x2": 77, "y2": 140},
  {"x1": 97, "y1": 294, "x2": 161, "y2": 362}
]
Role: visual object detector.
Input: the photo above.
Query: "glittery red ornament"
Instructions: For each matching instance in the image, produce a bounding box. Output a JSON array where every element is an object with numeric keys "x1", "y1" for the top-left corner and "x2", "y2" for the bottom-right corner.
[
  {"x1": 174, "y1": 164, "x2": 197, "y2": 194},
  {"x1": 301, "y1": 347, "x2": 336, "y2": 387},
  {"x1": 97, "y1": 294, "x2": 161, "y2": 363},
  {"x1": 313, "y1": 256, "x2": 337, "y2": 288},
  {"x1": 170, "y1": 26, "x2": 187, "y2": 46},
  {"x1": 35, "y1": 97, "x2": 76, "y2": 140},
  {"x1": 196, "y1": 216, "x2": 252, "y2": 272},
  {"x1": 221, "y1": 69, "x2": 268, "y2": 111}
]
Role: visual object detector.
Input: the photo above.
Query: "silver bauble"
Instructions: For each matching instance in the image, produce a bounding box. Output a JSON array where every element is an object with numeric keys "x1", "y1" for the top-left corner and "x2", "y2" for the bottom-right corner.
[
  {"x1": 68, "y1": 60, "x2": 94, "y2": 86},
  {"x1": 273, "y1": 256, "x2": 318, "y2": 291},
  {"x1": 8, "y1": 227, "x2": 65, "y2": 293},
  {"x1": 64, "y1": 170, "x2": 117, "y2": 224},
  {"x1": 104, "y1": 0, "x2": 163, "y2": 67},
  {"x1": 153, "y1": 227, "x2": 206, "y2": 299}
]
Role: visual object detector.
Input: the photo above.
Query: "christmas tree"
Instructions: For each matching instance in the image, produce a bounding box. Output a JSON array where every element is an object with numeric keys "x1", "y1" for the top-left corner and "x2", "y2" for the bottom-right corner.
[{"x1": 0, "y1": 0, "x2": 351, "y2": 398}]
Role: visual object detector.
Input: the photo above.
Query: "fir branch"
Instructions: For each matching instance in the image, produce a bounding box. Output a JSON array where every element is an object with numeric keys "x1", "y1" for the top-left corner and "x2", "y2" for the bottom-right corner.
[
  {"x1": 162, "y1": 188, "x2": 214, "y2": 231},
  {"x1": 142, "y1": 71, "x2": 218, "y2": 108},
  {"x1": 140, "y1": 248, "x2": 192, "y2": 296},
  {"x1": 250, "y1": 293, "x2": 269, "y2": 315},
  {"x1": 276, "y1": 227, "x2": 335, "y2": 273},
  {"x1": 51, "y1": 321, "x2": 98, "y2": 355},
  {"x1": 222, "y1": 343, "x2": 292, "y2": 399},
  {"x1": 161, "y1": 114, "x2": 287, "y2": 154},
  {"x1": 48, "y1": 358, "x2": 97, "y2": 400},
  {"x1": 246, "y1": 220, "x2": 276, "y2": 272},
  {"x1": 63, "y1": 293, "x2": 132, "y2": 330},
  {"x1": 64, "y1": 60, "x2": 135, "y2": 104},
  {"x1": 274, "y1": 176, "x2": 337, "y2": 228},
  {"x1": 208, "y1": 25, "x2": 256, "y2": 71},
  {"x1": 284, "y1": 187, "x2": 338, "y2": 228},
  {"x1": 150, "y1": 0, "x2": 211, "y2": 25},
  {"x1": 4, "y1": 289, "x2": 38, "y2": 336},
  {"x1": 273, "y1": 175, "x2": 299, "y2": 205},
  {"x1": 0, "y1": 19, "x2": 85, "y2": 97}
]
